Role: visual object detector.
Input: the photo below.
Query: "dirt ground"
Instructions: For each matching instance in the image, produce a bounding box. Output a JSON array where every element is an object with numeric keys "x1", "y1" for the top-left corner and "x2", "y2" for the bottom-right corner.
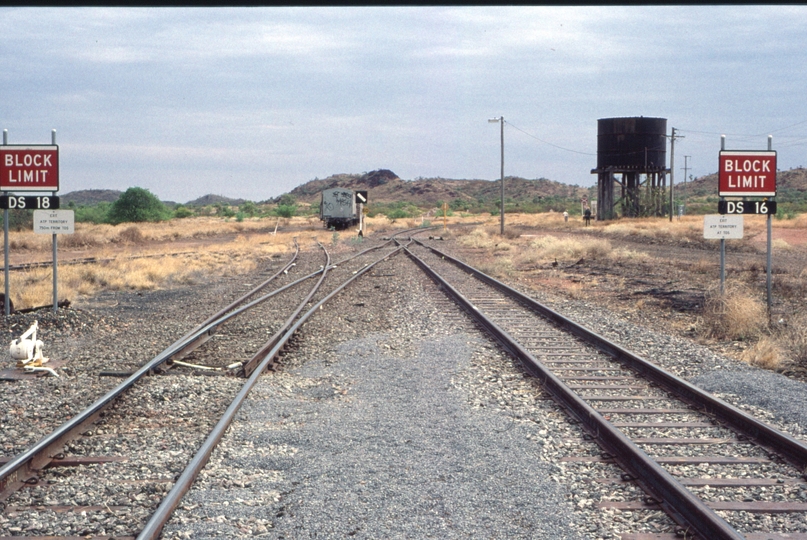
[
  {"x1": 442, "y1": 219, "x2": 807, "y2": 382},
  {"x1": 8, "y1": 216, "x2": 807, "y2": 381}
]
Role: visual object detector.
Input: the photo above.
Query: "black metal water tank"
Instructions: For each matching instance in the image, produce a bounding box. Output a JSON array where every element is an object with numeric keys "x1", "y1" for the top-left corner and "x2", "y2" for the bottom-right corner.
[{"x1": 597, "y1": 117, "x2": 667, "y2": 170}]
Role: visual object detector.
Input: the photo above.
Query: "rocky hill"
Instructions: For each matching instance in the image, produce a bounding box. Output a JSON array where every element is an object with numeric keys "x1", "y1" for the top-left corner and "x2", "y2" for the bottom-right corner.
[
  {"x1": 185, "y1": 194, "x2": 246, "y2": 207},
  {"x1": 60, "y1": 189, "x2": 123, "y2": 206},
  {"x1": 283, "y1": 169, "x2": 589, "y2": 206},
  {"x1": 59, "y1": 190, "x2": 242, "y2": 207},
  {"x1": 60, "y1": 169, "x2": 592, "y2": 210}
]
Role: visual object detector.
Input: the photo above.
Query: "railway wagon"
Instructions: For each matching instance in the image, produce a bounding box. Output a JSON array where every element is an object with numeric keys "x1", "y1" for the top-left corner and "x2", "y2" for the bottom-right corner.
[{"x1": 320, "y1": 188, "x2": 359, "y2": 229}]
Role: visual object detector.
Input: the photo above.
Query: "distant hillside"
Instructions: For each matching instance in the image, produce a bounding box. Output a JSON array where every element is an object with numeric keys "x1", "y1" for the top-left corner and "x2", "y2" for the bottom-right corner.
[
  {"x1": 61, "y1": 171, "x2": 591, "y2": 211},
  {"x1": 283, "y1": 169, "x2": 589, "y2": 206},
  {"x1": 185, "y1": 194, "x2": 246, "y2": 207},
  {"x1": 61, "y1": 189, "x2": 122, "y2": 206},
  {"x1": 679, "y1": 167, "x2": 807, "y2": 198},
  {"x1": 60, "y1": 189, "x2": 238, "y2": 207}
]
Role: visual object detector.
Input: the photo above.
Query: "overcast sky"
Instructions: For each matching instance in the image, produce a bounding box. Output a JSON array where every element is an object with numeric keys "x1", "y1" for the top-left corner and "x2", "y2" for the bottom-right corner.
[{"x1": 1, "y1": 6, "x2": 806, "y2": 203}]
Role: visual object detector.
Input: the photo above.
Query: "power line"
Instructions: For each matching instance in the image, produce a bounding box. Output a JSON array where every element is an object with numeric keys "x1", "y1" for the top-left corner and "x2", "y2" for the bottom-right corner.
[
  {"x1": 773, "y1": 136, "x2": 807, "y2": 148},
  {"x1": 505, "y1": 121, "x2": 596, "y2": 156},
  {"x1": 759, "y1": 118, "x2": 807, "y2": 136},
  {"x1": 678, "y1": 117, "x2": 807, "y2": 139}
]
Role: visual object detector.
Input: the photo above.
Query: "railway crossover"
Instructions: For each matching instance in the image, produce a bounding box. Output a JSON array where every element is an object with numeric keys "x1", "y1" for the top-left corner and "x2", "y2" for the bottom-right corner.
[
  {"x1": 0, "y1": 233, "x2": 414, "y2": 539},
  {"x1": 1, "y1": 228, "x2": 807, "y2": 539}
]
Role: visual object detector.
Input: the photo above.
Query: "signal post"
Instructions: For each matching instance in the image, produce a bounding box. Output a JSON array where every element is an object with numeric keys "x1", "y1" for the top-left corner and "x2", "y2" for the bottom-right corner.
[
  {"x1": 715, "y1": 136, "x2": 776, "y2": 316},
  {"x1": 355, "y1": 190, "x2": 368, "y2": 237},
  {"x1": 0, "y1": 130, "x2": 68, "y2": 315}
]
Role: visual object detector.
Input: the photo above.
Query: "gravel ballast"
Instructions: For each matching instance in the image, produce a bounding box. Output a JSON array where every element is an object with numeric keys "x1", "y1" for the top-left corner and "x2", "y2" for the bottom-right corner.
[
  {"x1": 4, "y1": 237, "x2": 807, "y2": 539},
  {"x1": 164, "y1": 255, "x2": 585, "y2": 539},
  {"x1": 165, "y1": 243, "x2": 807, "y2": 539}
]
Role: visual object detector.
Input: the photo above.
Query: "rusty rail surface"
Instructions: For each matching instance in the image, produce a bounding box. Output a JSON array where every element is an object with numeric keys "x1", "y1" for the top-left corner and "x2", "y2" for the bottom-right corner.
[
  {"x1": 136, "y1": 242, "x2": 409, "y2": 540},
  {"x1": 411, "y1": 239, "x2": 807, "y2": 472},
  {"x1": 404, "y1": 239, "x2": 807, "y2": 540},
  {"x1": 0, "y1": 242, "x2": 308, "y2": 501}
]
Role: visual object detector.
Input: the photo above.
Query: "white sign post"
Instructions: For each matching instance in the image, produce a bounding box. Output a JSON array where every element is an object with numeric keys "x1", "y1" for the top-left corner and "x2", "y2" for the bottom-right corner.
[
  {"x1": 704, "y1": 214, "x2": 744, "y2": 295},
  {"x1": 703, "y1": 214, "x2": 743, "y2": 239},
  {"x1": 33, "y1": 209, "x2": 74, "y2": 234},
  {"x1": 33, "y1": 208, "x2": 73, "y2": 313}
]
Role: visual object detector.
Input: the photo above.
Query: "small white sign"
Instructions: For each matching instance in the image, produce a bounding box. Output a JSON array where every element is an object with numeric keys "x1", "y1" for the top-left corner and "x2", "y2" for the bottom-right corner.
[
  {"x1": 33, "y1": 209, "x2": 74, "y2": 234},
  {"x1": 703, "y1": 214, "x2": 743, "y2": 239}
]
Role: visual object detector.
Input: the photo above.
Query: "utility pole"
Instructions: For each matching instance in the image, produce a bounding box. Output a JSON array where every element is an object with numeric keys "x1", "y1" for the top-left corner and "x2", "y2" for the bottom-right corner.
[
  {"x1": 668, "y1": 127, "x2": 683, "y2": 222},
  {"x1": 488, "y1": 116, "x2": 505, "y2": 235},
  {"x1": 682, "y1": 155, "x2": 690, "y2": 216},
  {"x1": 499, "y1": 116, "x2": 504, "y2": 235}
]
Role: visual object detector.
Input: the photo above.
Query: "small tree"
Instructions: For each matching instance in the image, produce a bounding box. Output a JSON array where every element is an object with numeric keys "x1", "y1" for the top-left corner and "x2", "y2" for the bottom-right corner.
[
  {"x1": 8, "y1": 209, "x2": 33, "y2": 231},
  {"x1": 240, "y1": 201, "x2": 258, "y2": 217},
  {"x1": 278, "y1": 193, "x2": 296, "y2": 206},
  {"x1": 275, "y1": 204, "x2": 296, "y2": 218},
  {"x1": 214, "y1": 202, "x2": 236, "y2": 218},
  {"x1": 107, "y1": 187, "x2": 171, "y2": 225},
  {"x1": 173, "y1": 205, "x2": 194, "y2": 219}
]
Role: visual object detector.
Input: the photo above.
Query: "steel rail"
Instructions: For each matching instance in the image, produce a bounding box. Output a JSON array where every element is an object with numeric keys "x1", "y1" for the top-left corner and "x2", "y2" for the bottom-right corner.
[
  {"x1": 413, "y1": 239, "x2": 807, "y2": 471},
  {"x1": 404, "y1": 243, "x2": 745, "y2": 540},
  {"x1": 136, "y1": 243, "x2": 408, "y2": 540},
  {"x1": 196, "y1": 238, "x2": 300, "y2": 329},
  {"x1": 0, "y1": 238, "x2": 399, "y2": 502},
  {"x1": 0, "y1": 251, "x2": 199, "y2": 273},
  {"x1": 166, "y1": 239, "x2": 301, "y2": 363},
  {"x1": 182, "y1": 239, "x2": 399, "y2": 375},
  {"x1": 389, "y1": 225, "x2": 434, "y2": 238},
  {"x1": 0, "y1": 241, "x2": 320, "y2": 500}
]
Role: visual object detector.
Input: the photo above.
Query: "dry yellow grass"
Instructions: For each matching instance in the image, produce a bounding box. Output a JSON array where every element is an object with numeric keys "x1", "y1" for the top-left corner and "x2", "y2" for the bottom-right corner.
[
  {"x1": 740, "y1": 337, "x2": 782, "y2": 370},
  {"x1": 9, "y1": 210, "x2": 449, "y2": 309},
  {"x1": 599, "y1": 216, "x2": 705, "y2": 243},
  {"x1": 2, "y1": 214, "x2": 426, "y2": 309},
  {"x1": 5, "y1": 235, "x2": 276, "y2": 309},
  {"x1": 691, "y1": 258, "x2": 714, "y2": 274},
  {"x1": 772, "y1": 238, "x2": 793, "y2": 251},
  {"x1": 528, "y1": 235, "x2": 612, "y2": 261},
  {"x1": 474, "y1": 257, "x2": 514, "y2": 279},
  {"x1": 593, "y1": 214, "x2": 801, "y2": 245},
  {"x1": 563, "y1": 281, "x2": 585, "y2": 299},
  {"x1": 781, "y1": 311, "x2": 807, "y2": 368},
  {"x1": 505, "y1": 211, "x2": 585, "y2": 229},
  {"x1": 5, "y1": 210, "x2": 804, "y2": 311},
  {"x1": 699, "y1": 282, "x2": 768, "y2": 341},
  {"x1": 771, "y1": 213, "x2": 807, "y2": 229},
  {"x1": 458, "y1": 228, "x2": 497, "y2": 250},
  {"x1": 608, "y1": 248, "x2": 651, "y2": 263},
  {"x1": 6, "y1": 214, "x2": 397, "y2": 254}
]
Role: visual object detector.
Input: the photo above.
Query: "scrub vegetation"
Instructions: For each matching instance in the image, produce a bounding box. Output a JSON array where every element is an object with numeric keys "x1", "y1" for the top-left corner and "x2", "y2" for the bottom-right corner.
[
  {"x1": 446, "y1": 211, "x2": 807, "y2": 379},
  {"x1": 0, "y1": 212, "x2": 412, "y2": 310},
  {"x1": 5, "y1": 193, "x2": 807, "y2": 380}
]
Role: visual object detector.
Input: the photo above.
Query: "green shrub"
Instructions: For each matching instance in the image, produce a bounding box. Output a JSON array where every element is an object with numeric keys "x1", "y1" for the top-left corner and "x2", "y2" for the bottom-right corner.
[
  {"x1": 173, "y1": 205, "x2": 194, "y2": 219},
  {"x1": 107, "y1": 187, "x2": 171, "y2": 225},
  {"x1": 239, "y1": 201, "x2": 258, "y2": 217},
  {"x1": 215, "y1": 203, "x2": 236, "y2": 218},
  {"x1": 74, "y1": 202, "x2": 113, "y2": 224},
  {"x1": 387, "y1": 208, "x2": 410, "y2": 220},
  {"x1": 275, "y1": 204, "x2": 297, "y2": 218}
]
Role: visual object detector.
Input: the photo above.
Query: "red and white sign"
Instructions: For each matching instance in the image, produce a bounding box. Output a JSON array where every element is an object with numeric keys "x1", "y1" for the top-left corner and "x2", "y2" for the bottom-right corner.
[
  {"x1": 0, "y1": 145, "x2": 59, "y2": 192},
  {"x1": 718, "y1": 150, "x2": 776, "y2": 197}
]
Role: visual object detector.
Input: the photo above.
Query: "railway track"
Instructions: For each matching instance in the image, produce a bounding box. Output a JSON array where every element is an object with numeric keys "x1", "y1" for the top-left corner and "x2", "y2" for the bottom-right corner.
[
  {"x1": 406, "y1": 237, "x2": 807, "y2": 540},
  {"x1": 0, "y1": 235, "x2": 410, "y2": 539},
  {"x1": 5, "y1": 225, "x2": 805, "y2": 539}
]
